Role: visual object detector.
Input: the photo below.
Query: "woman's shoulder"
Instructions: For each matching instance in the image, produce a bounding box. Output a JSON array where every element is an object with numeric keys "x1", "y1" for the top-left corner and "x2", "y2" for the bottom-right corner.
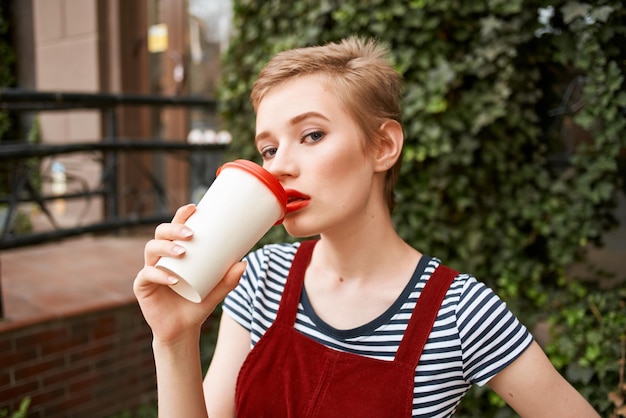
[
  {"x1": 427, "y1": 258, "x2": 476, "y2": 293},
  {"x1": 241, "y1": 241, "x2": 302, "y2": 282},
  {"x1": 223, "y1": 242, "x2": 302, "y2": 329},
  {"x1": 248, "y1": 241, "x2": 300, "y2": 264},
  {"x1": 261, "y1": 240, "x2": 301, "y2": 255},
  {"x1": 427, "y1": 259, "x2": 505, "y2": 314}
]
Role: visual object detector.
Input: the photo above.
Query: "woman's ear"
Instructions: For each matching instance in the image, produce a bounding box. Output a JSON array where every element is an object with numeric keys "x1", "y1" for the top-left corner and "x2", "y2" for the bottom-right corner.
[{"x1": 373, "y1": 119, "x2": 403, "y2": 172}]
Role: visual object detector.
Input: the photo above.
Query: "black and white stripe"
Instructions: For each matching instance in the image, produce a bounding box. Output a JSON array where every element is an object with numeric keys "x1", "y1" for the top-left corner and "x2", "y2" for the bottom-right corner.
[{"x1": 223, "y1": 242, "x2": 533, "y2": 417}]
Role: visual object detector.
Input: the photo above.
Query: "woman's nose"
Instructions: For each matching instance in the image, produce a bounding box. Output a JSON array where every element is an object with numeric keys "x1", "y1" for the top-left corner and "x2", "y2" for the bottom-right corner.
[{"x1": 265, "y1": 147, "x2": 295, "y2": 179}]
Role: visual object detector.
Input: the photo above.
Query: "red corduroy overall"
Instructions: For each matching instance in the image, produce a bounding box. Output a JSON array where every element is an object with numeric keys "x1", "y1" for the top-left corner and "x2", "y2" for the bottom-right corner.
[{"x1": 235, "y1": 240, "x2": 457, "y2": 417}]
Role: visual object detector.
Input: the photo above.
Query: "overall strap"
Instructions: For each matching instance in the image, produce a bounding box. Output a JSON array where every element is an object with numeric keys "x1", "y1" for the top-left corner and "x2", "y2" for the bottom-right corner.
[
  {"x1": 275, "y1": 239, "x2": 318, "y2": 326},
  {"x1": 395, "y1": 263, "x2": 458, "y2": 369}
]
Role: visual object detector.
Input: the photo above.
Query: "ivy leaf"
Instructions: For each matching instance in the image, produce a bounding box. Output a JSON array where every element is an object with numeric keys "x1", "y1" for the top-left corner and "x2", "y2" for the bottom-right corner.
[
  {"x1": 427, "y1": 61, "x2": 455, "y2": 91},
  {"x1": 480, "y1": 15, "x2": 503, "y2": 39},
  {"x1": 566, "y1": 361, "x2": 595, "y2": 384},
  {"x1": 561, "y1": 2, "x2": 592, "y2": 24},
  {"x1": 591, "y1": 6, "x2": 614, "y2": 23}
]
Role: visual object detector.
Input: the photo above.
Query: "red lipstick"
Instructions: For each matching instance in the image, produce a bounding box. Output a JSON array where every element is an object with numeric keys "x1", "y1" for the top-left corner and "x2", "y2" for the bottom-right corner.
[{"x1": 284, "y1": 188, "x2": 310, "y2": 213}]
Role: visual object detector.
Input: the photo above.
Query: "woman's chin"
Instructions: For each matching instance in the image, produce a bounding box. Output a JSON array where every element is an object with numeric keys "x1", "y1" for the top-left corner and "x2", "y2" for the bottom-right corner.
[{"x1": 282, "y1": 219, "x2": 320, "y2": 239}]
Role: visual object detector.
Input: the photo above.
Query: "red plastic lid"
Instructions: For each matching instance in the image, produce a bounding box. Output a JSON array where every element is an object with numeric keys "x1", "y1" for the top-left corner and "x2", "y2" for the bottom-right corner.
[{"x1": 216, "y1": 159, "x2": 287, "y2": 224}]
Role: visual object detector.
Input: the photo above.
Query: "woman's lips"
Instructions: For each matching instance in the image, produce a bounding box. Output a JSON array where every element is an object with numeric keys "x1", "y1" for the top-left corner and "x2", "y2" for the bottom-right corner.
[{"x1": 284, "y1": 189, "x2": 310, "y2": 213}]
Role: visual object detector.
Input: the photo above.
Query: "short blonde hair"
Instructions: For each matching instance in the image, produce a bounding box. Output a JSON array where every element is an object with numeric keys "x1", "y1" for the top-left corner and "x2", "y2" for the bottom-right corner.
[{"x1": 251, "y1": 37, "x2": 403, "y2": 212}]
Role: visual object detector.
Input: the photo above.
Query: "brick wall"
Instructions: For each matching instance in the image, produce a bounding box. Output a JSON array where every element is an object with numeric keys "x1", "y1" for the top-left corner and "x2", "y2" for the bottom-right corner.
[{"x1": 0, "y1": 303, "x2": 157, "y2": 418}]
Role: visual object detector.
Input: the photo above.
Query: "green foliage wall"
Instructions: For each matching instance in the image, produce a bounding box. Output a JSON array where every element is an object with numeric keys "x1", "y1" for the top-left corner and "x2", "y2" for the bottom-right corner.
[{"x1": 218, "y1": 0, "x2": 625, "y2": 415}]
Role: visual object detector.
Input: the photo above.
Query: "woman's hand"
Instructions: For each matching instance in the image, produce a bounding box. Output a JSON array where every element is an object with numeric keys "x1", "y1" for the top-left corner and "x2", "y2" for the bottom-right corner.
[{"x1": 133, "y1": 203, "x2": 246, "y2": 345}]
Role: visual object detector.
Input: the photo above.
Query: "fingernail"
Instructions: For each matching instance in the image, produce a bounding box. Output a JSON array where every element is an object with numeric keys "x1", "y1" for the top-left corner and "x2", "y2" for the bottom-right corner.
[
  {"x1": 181, "y1": 227, "x2": 193, "y2": 238},
  {"x1": 167, "y1": 276, "x2": 179, "y2": 285},
  {"x1": 172, "y1": 245, "x2": 186, "y2": 255}
]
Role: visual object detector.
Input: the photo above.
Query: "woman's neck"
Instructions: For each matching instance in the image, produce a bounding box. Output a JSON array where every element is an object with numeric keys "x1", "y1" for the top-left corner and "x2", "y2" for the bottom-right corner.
[
  {"x1": 303, "y1": 219, "x2": 422, "y2": 330},
  {"x1": 313, "y1": 217, "x2": 419, "y2": 285}
]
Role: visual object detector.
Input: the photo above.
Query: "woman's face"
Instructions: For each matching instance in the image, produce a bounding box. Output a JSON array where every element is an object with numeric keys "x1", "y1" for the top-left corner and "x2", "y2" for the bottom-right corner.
[{"x1": 255, "y1": 74, "x2": 383, "y2": 238}]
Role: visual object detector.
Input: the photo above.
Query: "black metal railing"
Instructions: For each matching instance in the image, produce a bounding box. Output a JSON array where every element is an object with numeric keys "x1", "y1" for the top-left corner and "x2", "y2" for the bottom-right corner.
[{"x1": 0, "y1": 88, "x2": 227, "y2": 250}]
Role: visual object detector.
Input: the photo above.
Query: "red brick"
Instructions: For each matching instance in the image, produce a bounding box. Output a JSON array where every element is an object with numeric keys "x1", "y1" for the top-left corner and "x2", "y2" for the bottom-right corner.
[
  {"x1": 69, "y1": 318, "x2": 91, "y2": 334},
  {"x1": 39, "y1": 338, "x2": 77, "y2": 358},
  {"x1": 0, "y1": 347, "x2": 38, "y2": 368},
  {"x1": 30, "y1": 386, "x2": 66, "y2": 406},
  {"x1": 15, "y1": 326, "x2": 68, "y2": 352},
  {"x1": 42, "y1": 391, "x2": 91, "y2": 418},
  {"x1": 14, "y1": 356, "x2": 66, "y2": 381},
  {"x1": 89, "y1": 315, "x2": 117, "y2": 340},
  {"x1": 0, "y1": 336, "x2": 12, "y2": 353},
  {"x1": 66, "y1": 325, "x2": 90, "y2": 346},
  {"x1": 0, "y1": 369, "x2": 11, "y2": 387},
  {"x1": 68, "y1": 340, "x2": 115, "y2": 365},
  {"x1": 92, "y1": 355, "x2": 117, "y2": 371},
  {"x1": 68, "y1": 372, "x2": 98, "y2": 395},
  {"x1": 42, "y1": 363, "x2": 90, "y2": 387},
  {"x1": 132, "y1": 328, "x2": 152, "y2": 344},
  {"x1": 0, "y1": 379, "x2": 38, "y2": 405},
  {"x1": 23, "y1": 406, "x2": 43, "y2": 418}
]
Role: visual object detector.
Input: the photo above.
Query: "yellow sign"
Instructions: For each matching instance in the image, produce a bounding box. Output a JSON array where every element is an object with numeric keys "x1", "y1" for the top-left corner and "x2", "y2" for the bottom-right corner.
[{"x1": 148, "y1": 24, "x2": 168, "y2": 53}]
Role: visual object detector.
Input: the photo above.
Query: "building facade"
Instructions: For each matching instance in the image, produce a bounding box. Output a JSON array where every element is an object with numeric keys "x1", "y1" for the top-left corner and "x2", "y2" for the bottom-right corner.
[{"x1": 8, "y1": 0, "x2": 231, "y2": 230}]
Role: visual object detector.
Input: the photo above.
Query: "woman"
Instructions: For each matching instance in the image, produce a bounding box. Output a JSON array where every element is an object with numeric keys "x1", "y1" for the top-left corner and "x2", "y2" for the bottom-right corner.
[{"x1": 134, "y1": 37, "x2": 598, "y2": 417}]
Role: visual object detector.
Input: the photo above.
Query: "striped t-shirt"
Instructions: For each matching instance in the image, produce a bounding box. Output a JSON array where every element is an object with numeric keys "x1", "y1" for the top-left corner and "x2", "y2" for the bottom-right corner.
[{"x1": 223, "y1": 242, "x2": 533, "y2": 417}]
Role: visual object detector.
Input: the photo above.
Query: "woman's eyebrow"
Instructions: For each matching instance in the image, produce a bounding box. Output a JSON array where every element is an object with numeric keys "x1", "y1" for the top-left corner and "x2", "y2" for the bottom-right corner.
[
  {"x1": 255, "y1": 112, "x2": 330, "y2": 144},
  {"x1": 289, "y1": 111, "x2": 330, "y2": 126}
]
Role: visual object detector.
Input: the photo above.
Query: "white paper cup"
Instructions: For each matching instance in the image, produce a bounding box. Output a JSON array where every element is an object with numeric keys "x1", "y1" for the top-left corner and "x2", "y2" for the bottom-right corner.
[{"x1": 155, "y1": 159, "x2": 287, "y2": 303}]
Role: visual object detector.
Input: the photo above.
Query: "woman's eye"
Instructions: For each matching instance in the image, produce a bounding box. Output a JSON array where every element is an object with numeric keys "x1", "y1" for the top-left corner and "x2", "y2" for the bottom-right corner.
[
  {"x1": 302, "y1": 131, "x2": 325, "y2": 143},
  {"x1": 260, "y1": 146, "x2": 277, "y2": 160}
]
